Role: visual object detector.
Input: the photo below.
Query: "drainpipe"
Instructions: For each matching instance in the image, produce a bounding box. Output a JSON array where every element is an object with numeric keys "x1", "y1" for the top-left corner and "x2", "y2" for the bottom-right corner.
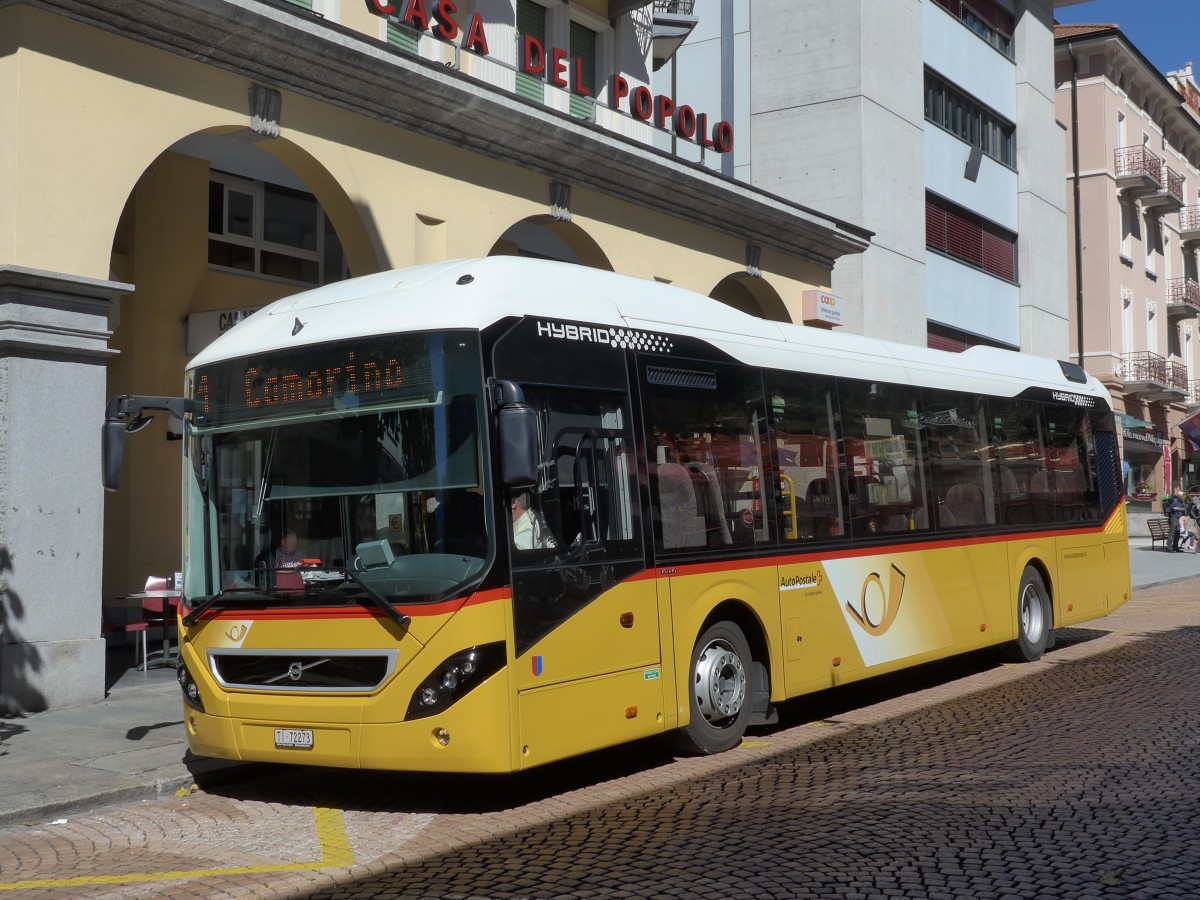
[{"x1": 1069, "y1": 41, "x2": 1085, "y2": 368}]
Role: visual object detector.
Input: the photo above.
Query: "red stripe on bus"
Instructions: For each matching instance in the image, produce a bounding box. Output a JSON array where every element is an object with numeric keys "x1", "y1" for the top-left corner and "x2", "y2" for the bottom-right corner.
[
  {"x1": 648, "y1": 512, "x2": 1119, "y2": 579},
  {"x1": 193, "y1": 507, "x2": 1121, "y2": 618}
]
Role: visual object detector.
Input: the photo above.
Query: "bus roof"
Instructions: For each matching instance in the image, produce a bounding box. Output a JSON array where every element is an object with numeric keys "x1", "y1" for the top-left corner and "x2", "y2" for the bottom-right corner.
[{"x1": 188, "y1": 257, "x2": 1109, "y2": 406}]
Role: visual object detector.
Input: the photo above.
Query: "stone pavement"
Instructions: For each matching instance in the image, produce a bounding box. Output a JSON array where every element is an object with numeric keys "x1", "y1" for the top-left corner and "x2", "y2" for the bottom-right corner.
[{"x1": 0, "y1": 536, "x2": 1189, "y2": 833}]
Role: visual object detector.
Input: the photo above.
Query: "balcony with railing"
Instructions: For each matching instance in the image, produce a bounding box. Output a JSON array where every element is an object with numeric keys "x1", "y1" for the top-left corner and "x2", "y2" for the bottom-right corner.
[
  {"x1": 1166, "y1": 277, "x2": 1200, "y2": 318},
  {"x1": 651, "y1": 0, "x2": 699, "y2": 70},
  {"x1": 1122, "y1": 351, "x2": 1188, "y2": 402},
  {"x1": 1170, "y1": 360, "x2": 1190, "y2": 393},
  {"x1": 1114, "y1": 146, "x2": 1162, "y2": 199},
  {"x1": 1143, "y1": 162, "x2": 1185, "y2": 212},
  {"x1": 1191, "y1": 380, "x2": 1200, "y2": 404},
  {"x1": 1181, "y1": 206, "x2": 1200, "y2": 246}
]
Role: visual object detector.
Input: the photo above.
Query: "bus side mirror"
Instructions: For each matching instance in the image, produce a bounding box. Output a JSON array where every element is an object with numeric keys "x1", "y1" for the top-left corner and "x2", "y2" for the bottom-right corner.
[
  {"x1": 101, "y1": 416, "x2": 127, "y2": 492},
  {"x1": 498, "y1": 405, "x2": 539, "y2": 488}
]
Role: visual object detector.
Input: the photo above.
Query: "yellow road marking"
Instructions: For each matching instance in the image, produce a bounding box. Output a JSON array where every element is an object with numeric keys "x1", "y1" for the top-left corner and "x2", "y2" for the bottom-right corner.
[
  {"x1": 738, "y1": 740, "x2": 771, "y2": 748},
  {"x1": 0, "y1": 806, "x2": 354, "y2": 891}
]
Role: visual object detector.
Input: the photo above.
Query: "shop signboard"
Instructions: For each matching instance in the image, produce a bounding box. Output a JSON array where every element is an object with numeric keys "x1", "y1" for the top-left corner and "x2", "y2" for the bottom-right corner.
[{"x1": 366, "y1": 0, "x2": 734, "y2": 153}]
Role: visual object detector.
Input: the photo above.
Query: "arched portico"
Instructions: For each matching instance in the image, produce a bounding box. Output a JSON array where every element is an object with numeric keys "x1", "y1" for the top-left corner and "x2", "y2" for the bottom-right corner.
[
  {"x1": 710, "y1": 274, "x2": 792, "y2": 323},
  {"x1": 490, "y1": 217, "x2": 614, "y2": 271}
]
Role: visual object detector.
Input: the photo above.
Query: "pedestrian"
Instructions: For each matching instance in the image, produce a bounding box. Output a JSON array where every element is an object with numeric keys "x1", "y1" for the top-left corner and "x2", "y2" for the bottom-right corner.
[
  {"x1": 1166, "y1": 489, "x2": 1188, "y2": 552},
  {"x1": 1183, "y1": 515, "x2": 1200, "y2": 553}
]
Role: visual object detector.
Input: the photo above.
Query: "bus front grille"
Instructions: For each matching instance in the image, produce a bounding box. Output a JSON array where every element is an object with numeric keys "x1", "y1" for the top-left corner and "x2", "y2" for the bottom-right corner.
[{"x1": 208, "y1": 649, "x2": 399, "y2": 692}]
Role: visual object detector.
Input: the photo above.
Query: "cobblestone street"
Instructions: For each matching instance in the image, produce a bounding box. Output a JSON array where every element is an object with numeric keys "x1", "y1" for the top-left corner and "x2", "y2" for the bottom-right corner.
[{"x1": 2, "y1": 580, "x2": 1198, "y2": 899}]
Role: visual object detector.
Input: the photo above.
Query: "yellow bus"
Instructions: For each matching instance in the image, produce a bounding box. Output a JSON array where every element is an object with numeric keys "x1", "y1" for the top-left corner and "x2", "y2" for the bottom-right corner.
[{"x1": 103, "y1": 257, "x2": 1131, "y2": 771}]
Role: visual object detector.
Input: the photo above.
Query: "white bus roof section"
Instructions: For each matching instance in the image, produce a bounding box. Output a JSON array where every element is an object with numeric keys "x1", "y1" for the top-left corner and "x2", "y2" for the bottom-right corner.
[{"x1": 188, "y1": 257, "x2": 1110, "y2": 407}]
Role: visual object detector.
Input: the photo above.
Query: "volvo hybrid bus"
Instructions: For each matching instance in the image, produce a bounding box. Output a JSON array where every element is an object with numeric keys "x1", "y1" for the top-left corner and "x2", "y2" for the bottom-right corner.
[{"x1": 103, "y1": 256, "x2": 1131, "y2": 772}]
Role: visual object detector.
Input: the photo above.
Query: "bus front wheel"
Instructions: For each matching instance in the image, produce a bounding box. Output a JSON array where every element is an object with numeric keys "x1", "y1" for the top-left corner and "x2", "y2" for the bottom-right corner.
[
  {"x1": 1004, "y1": 567, "x2": 1051, "y2": 663},
  {"x1": 673, "y1": 621, "x2": 752, "y2": 755}
]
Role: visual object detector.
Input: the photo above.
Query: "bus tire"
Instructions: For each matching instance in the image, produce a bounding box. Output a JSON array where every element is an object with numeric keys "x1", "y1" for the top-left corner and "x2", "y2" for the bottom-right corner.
[
  {"x1": 1003, "y1": 567, "x2": 1051, "y2": 663},
  {"x1": 673, "y1": 621, "x2": 752, "y2": 755}
]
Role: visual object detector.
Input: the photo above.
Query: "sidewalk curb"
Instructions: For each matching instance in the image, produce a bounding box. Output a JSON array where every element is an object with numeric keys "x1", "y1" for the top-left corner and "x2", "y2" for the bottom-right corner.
[{"x1": 0, "y1": 759, "x2": 259, "y2": 834}]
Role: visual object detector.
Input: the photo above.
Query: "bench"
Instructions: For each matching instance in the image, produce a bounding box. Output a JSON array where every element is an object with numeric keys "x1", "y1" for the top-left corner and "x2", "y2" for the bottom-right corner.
[{"x1": 1148, "y1": 517, "x2": 1170, "y2": 550}]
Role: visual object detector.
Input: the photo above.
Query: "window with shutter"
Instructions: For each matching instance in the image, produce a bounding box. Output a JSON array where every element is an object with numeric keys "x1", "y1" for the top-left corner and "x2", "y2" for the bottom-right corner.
[
  {"x1": 516, "y1": 0, "x2": 547, "y2": 104},
  {"x1": 982, "y1": 230, "x2": 1016, "y2": 281},
  {"x1": 926, "y1": 198, "x2": 948, "y2": 251},
  {"x1": 927, "y1": 193, "x2": 1017, "y2": 283},
  {"x1": 387, "y1": 22, "x2": 419, "y2": 54},
  {"x1": 946, "y1": 207, "x2": 984, "y2": 267},
  {"x1": 569, "y1": 21, "x2": 597, "y2": 118}
]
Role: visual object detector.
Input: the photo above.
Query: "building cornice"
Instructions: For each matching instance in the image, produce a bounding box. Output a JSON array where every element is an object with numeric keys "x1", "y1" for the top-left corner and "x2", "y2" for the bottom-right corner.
[
  {"x1": 2, "y1": 0, "x2": 873, "y2": 267},
  {"x1": 1056, "y1": 30, "x2": 1200, "y2": 165}
]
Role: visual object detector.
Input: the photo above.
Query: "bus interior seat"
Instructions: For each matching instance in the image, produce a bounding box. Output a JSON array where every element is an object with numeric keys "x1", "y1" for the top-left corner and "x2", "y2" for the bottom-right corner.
[
  {"x1": 687, "y1": 462, "x2": 733, "y2": 545},
  {"x1": 995, "y1": 466, "x2": 1023, "y2": 499},
  {"x1": 657, "y1": 463, "x2": 706, "y2": 549},
  {"x1": 1029, "y1": 469, "x2": 1051, "y2": 494},
  {"x1": 943, "y1": 482, "x2": 985, "y2": 526}
]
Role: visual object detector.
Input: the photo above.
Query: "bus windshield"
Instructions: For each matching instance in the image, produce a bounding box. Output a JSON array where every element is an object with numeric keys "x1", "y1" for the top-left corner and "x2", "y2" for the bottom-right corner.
[{"x1": 184, "y1": 331, "x2": 489, "y2": 606}]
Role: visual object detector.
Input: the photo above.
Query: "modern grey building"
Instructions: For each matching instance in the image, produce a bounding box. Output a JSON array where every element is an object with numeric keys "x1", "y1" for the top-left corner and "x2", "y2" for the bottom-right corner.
[{"x1": 663, "y1": 0, "x2": 1087, "y2": 355}]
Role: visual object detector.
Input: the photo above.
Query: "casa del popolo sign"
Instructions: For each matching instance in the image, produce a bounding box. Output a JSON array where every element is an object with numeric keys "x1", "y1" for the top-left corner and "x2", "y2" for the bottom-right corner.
[{"x1": 367, "y1": 0, "x2": 734, "y2": 153}]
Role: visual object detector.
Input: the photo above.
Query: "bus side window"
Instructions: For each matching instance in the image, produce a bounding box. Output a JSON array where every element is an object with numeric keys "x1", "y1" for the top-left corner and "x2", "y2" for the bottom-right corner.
[
  {"x1": 828, "y1": 380, "x2": 932, "y2": 539},
  {"x1": 922, "y1": 389, "x2": 991, "y2": 530},
  {"x1": 642, "y1": 362, "x2": 769, "y2": 554},
  {"x1": 764, "y1": 372, "x2": 846, "y2": 543}
]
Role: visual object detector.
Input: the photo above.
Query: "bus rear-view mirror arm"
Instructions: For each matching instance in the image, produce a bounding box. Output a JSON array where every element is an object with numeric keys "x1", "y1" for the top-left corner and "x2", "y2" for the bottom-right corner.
[
  {"x1": 491, "y1": 379, "x2": 540, "y2": 489},
  {"x1": 102, "y1": 395, "x2": 201, "y2": 492}
]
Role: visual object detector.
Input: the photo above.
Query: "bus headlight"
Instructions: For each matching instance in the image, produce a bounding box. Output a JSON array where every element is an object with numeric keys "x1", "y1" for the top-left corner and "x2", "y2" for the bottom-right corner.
[
  {"x1": 406, "y1": 643, "x2": 505, "y2": 720},
  {"x1": 177, "y1": 661, "x2": 205, "y2": 713}
]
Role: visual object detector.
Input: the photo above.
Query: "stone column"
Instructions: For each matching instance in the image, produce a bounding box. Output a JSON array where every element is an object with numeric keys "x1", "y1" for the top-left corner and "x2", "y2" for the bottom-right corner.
[{"x1": 0, "y1": 266, "x2": 129, "y2": 713}]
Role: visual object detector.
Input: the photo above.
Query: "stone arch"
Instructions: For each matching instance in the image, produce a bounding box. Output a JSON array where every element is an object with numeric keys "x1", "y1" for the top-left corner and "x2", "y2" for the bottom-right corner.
[
  {"x1": 709, "y1": 274, "x2": 791, "y2": 323},
  {"x1": 103, "y1": 129, "x2": 376, "y2": 606},
  {"x1": 489, "y1": 216, "x2": 614, "y2": 270}
]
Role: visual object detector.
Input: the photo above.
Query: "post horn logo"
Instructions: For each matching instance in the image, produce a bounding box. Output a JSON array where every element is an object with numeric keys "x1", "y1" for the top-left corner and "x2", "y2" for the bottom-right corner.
[{"x1": 847, "y1": 564, "x2": 906, "y2": 636}]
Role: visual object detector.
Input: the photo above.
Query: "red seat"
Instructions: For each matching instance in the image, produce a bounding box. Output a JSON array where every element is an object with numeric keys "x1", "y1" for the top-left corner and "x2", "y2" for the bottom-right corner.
[{"x1": 101, "y1": 606, "x2": 148, "y2": 670}]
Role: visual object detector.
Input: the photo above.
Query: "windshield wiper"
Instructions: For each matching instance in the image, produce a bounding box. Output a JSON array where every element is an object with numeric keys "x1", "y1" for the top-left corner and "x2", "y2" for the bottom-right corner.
[
  {"x1": 338, "y1": 567, "x2": 411, "y2": 629},
  {"x1": 182, "y1": 571, "x2": 410, "y2": 630},
  {"x1": 182, "y1": 587, "x2": 289, "y2": 626}
]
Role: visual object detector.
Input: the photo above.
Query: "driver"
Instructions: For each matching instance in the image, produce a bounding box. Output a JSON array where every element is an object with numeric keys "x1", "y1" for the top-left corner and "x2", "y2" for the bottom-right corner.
[
  {"x1": 275, "y1": 530, "x2": 304, "y2": 568},
  {"x1": 511, "y1": 492, "x2": 556, "y2": 551}
]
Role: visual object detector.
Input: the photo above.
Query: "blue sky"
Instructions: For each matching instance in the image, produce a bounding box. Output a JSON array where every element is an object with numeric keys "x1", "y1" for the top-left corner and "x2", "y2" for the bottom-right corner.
[{"x1": 1055, "y1": 0, "x2": 1200, "y2": 74}]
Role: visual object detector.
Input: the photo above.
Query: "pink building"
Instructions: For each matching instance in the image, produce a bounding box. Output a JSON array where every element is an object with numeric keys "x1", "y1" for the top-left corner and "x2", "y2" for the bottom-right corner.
[{"x1": 1055, "y1": 24, "x2": 1200, "y2": 525}]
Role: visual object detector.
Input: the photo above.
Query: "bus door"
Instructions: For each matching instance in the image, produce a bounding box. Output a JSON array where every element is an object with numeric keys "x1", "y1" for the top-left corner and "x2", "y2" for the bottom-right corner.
[{"x1": 492, "y1": 320, "x2": 663, "y2": 766}]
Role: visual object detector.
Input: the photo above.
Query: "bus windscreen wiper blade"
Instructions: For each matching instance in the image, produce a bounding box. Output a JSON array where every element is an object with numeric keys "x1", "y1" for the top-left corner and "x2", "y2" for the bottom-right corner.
[
  {"x1": 338, "y1": 567, "x2": 411, "y2": 629},
  {"x1": 182, "y1": 588, "x2": 286, "y2": 626}
]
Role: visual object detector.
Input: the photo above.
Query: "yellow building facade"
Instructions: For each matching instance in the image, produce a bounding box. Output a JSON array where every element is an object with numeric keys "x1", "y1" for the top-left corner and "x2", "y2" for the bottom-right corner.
[{"x1": 0, "y1": 0, "x2": 868, "y2": 711}]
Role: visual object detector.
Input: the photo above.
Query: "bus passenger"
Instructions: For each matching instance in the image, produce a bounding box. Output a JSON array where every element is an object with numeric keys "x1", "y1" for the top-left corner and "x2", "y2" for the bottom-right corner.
[
  {"x1": 511, "y1": 492, "x2": 556, "y2": 551},
  {"x1": 275, "y1": 530, "x2": 304, "y2": 568}
]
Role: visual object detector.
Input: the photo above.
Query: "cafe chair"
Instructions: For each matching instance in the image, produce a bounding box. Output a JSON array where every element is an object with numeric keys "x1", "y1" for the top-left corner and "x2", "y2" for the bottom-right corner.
[
  {"x1": 142, "y1": 575, "x2": 178, "y2": 663},
  {"x1": 101, "y1": 605, "x2": 149, "y2": 671}
]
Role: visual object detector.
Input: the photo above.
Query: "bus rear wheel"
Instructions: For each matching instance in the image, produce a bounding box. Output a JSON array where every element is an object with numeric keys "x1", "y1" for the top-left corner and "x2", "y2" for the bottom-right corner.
[
  {"x1": 673, "y1": 621, "x2": 752, "y2": 755},
  {"x1": 1004, "y1": 567, "x2": 1051, "y2": 662}
]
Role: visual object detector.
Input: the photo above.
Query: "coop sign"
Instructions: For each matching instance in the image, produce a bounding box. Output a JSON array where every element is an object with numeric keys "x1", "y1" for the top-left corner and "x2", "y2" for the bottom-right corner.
[{"x1": 367, "y1": 0, "x2": 734, "y2": 153}]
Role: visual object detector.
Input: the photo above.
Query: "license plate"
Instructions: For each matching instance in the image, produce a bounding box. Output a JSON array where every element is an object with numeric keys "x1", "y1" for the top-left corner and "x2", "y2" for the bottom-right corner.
[{"x1": 274, "y1": 728, "x2": 314, "y2": 749}]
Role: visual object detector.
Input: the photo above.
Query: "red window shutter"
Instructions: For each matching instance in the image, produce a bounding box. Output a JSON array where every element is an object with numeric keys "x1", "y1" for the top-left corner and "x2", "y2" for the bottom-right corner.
[
  {"x1": 926, "y1": 197, "x2": 948, "y2": 251},
  {"x1": 982, "y1": 228, "x2": 1016, "y2": 281},
  {"x1": 928, "y1": 331, "x2": 968, "y2": 353},
  {"x1": 945, "y1": 207, "x2": 983, "y2": 266}
]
